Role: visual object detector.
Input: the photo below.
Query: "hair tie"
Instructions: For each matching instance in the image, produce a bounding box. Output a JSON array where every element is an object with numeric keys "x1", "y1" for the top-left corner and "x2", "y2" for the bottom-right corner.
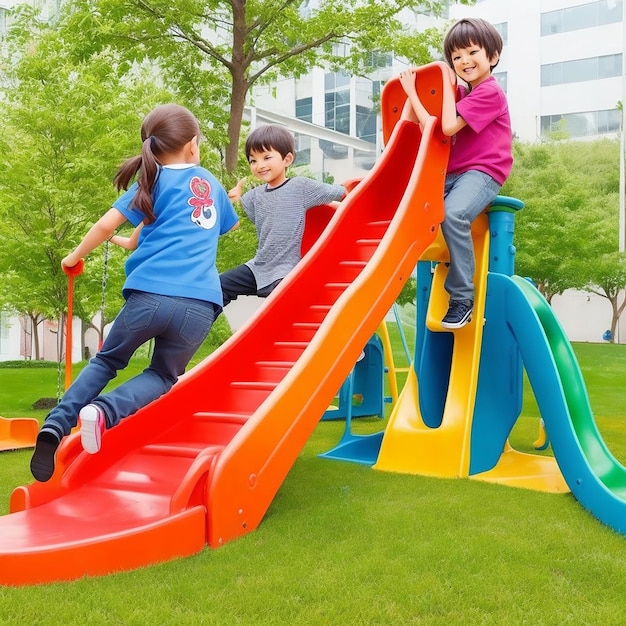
[{"x1": 149, "y1": 136, "x2": 156, "y2": 147}]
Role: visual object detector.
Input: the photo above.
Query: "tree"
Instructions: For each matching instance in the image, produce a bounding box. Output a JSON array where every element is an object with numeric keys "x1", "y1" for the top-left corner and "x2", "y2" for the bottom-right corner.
[
  {"x1": 577, "y1": 251, "x2": 626, "y2": 343},
  {"x1": 0, "y1": 7, "x2": 173, "y2": 356},
  {"x1": 60, "y1": 0, "x2": 470, "y2": 174},
  {"x1": 502, "y1": 138, "x2": 621, "y2": 304}
]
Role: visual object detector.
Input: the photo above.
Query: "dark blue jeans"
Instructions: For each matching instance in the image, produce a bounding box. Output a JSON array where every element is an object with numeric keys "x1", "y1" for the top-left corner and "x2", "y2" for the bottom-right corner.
[
  {"x1": 44, "y1": 290, "x2": 218, "y2": 436},
  {"x1": 220, "y1": 264, "x2": 282, "y2": 306}
]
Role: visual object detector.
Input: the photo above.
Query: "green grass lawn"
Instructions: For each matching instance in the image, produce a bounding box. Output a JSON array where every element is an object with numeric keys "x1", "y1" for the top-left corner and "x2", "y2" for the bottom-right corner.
[{"x1": 1, "y1": 339, "x2": 626, "y2": 624}]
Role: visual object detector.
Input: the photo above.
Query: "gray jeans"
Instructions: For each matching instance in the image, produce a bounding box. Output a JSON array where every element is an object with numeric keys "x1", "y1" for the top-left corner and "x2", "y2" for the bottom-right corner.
[{"x1": 441, "y1": 170, "x2": 502, "y2": 302}]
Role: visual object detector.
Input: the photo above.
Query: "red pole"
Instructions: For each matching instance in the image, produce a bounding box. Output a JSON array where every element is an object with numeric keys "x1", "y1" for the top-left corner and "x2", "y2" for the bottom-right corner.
[{"x1": 62, "y1": 260, "x2": 84, "y2": 390}]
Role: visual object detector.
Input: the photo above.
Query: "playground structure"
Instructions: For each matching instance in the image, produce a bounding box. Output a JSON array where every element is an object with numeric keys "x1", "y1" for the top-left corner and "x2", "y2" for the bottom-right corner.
[
  {"x1": 0, "y1": 417, "x2": 38, "y2": 452},
  {"x1": 321, "y1": 307, "x2": 411, "y2": 424},
  {"x1": 0, "y1": 60, "x2": 626, "y2": 586}
]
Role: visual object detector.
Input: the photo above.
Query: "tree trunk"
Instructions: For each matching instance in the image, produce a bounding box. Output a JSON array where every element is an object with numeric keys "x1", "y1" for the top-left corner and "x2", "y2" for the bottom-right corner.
[
  {"x1": 225, "y1": 0, "x2": 250, "y2": 174},
  {"x1": 612, "y1": 291, "x2": 626, "y2": 344},
  {"x1": 225, "y1": 76, "x2": 248, "y2": 174},
  {"x1": 610, "y1": 302, "x2": 618, "y2": 343},
  {"x1": 30, "y1": 313, "x2": 41, "y2": 360}
]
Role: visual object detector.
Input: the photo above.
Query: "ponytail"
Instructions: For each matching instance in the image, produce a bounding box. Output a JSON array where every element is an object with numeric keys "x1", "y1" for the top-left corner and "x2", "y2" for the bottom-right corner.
[{"x1": 112, "y1": 104, "x2": 201, "y2": 225}]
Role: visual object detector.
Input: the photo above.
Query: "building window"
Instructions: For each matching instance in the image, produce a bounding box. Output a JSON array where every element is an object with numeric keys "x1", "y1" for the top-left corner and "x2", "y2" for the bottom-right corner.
[
  {"x1": 356, "y1": 105, "x2": 376, "y2": 144},
  {"x1": 494, "y1": 22, "x2": 508, "y2": 45},
  {"x1": 541, "y1": 54, "x2": 622, "y2": 86},
  {"x1": 293, "y1": 133, "x2": 311, "y2": 166},
  {"x1": 295, "y1": 97, "x2": 312, "y2": 123},
  {"x1": 541, "y1": 0, "x2": 623, "y2": 36},
  {"x1": 324, "y1": 71, "x2": 350, "y2": 91},
  {"x1": 365, "y1": 51, "x2": 393, "y2": 70},
  {"x1": 541, "y1": 108, "x2": 621, "y2": 138},
  {"x1": 325, "y1": 89, "x2": 350, "y2": 135},
  {"x1": 493, "y1": 71, "x2": 507, "y2": 94}
]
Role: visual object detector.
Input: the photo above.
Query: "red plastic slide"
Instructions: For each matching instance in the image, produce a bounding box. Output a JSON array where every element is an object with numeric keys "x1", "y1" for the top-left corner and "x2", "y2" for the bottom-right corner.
[{"x1": 0, "y1": 62, "x2": 451, "y2": 586}]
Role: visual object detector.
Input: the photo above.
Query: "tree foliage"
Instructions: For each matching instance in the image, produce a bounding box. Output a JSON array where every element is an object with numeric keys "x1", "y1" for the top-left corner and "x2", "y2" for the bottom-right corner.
[
  {"x1": 0, "y1": 7, "x2": 173, "y2": 355},
  {"x1": 0, "y1": 0, "x2": 470, "y2": 359},
  {"x1": 502, "y1": 137, "x2": 624, "y2": 340},
  {"x1": 58, "y1": 0, "x2": 469, "y2": 173}
]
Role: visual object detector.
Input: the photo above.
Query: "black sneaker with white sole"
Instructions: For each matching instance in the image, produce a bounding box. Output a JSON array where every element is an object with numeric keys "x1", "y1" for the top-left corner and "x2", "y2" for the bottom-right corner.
[
  {"x1": 30, "y1": 428, "x2": 62, "y2": 482},
  {"x1": 441, "y1": 299, "x2": 473, "y2": 329}
]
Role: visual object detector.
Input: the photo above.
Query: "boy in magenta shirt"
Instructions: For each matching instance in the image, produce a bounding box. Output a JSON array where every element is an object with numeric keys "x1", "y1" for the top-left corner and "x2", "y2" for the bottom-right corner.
[{"x1": 400, "y1": 17, "x2": 513, "y2": 328}]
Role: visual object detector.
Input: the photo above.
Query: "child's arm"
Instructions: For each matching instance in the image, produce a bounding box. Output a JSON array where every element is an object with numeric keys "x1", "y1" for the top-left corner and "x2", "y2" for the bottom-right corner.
[
  {"x1": 62, "y1": 208, "x2": 127, "y2": 269},
  {"x1": 399, "y1": 70, "x2": 430, "y2": 130},
  {"x1": 440, "y1": 66, "x2": 467, "y2": 136},
  {"x1": 109, "y1": 223, "x2": 143, "y2": 250},
  {"x1": 328, "y1": 182, "x2": 351, "y2": 208},
  {"x1": 228, "y1": 177, "x2": 247, "y2": 203},
  {"x1": 399, "y1": 68, "x2": 467, "y2": 137}
]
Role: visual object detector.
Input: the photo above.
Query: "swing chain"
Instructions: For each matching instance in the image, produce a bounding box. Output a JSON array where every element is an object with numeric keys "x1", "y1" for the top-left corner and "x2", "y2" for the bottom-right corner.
[{"x1": 100, "y1": 240, "x2": 109, "y2": 341}]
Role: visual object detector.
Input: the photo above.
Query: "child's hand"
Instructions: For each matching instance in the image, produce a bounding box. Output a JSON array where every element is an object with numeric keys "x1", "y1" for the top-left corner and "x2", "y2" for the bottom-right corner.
[
  {"x1": 399, "y1": 70, "x2": 417, "y2": 96},
  {"x1": 61, "y1": 253, "x2": 82, "y2": 270},
  {"x1": 228, "y1": 178, "x2": 247, "y2": 203},
  {"x1": 447, "y1": 66, "x2": 457, "y2": 85}
]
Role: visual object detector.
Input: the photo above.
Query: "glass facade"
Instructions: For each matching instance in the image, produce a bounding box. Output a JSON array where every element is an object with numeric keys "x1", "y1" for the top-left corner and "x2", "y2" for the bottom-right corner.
[
  {"x1": 295, "y1": 97, "x2": 312, "y2": 123},
  {"x1": 541, "y1": 54, "x2": 623, "y2": 86},
  {"x1": 294, "y1": 134, "x2": 311, "y2": 167},
  {"x1": 356, "y1": 104, "x2": 376, "y2": 144},
  {"x1": 541, "y1": 0, "x2": 623, "y2": 36},
  {"x1": 541, "y1": 109, "x2": 622, "y2": 138},
  {"x1": 324, "y1": 89, "x2": 350, "y2": 135},
  {"x1": 493, "y1": 71, "x2": 507, "y2": 94},
  {"x1": 494, "y1": 21, "x2": 508, "y2": 45}
]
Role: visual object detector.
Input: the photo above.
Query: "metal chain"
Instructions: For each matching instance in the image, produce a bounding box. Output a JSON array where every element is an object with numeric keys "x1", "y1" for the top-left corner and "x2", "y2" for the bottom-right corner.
[{"x1": 100, "y1": 240, "x2": 109, "y2": 343}]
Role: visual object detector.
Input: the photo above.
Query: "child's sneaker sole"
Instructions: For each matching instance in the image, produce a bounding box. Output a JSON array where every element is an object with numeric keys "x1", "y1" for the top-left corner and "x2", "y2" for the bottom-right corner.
[
  {"x1": 79, "y1": 404, "x2": 105, "y2": 454},
  {"x1": 30, "y1": 430, "x2": 61, "y2": 482}
]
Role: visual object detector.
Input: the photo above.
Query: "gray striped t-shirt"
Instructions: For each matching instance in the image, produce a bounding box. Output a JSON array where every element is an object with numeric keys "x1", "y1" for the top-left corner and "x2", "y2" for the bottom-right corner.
[{"x1": 242, "y1": 177, "x2": 345, "y2": 289}]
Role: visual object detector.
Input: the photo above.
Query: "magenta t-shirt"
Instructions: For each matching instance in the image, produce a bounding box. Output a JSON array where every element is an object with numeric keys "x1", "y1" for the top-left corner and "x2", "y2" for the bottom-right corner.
[{"x1": 447, "y1": 76, "x2": 513, "y2": 185}]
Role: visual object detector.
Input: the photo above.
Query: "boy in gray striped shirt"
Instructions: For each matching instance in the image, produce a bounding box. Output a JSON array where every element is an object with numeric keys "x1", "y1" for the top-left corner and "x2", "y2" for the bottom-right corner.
[{"x1": 221, "y1": 124, "x2": 346, "y2": 306}]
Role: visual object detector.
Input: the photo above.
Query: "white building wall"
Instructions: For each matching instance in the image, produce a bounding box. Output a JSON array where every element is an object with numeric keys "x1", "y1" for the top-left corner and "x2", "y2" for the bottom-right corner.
[
  {"x1": 450, "y1": 1, "x2": 624, "y2": 142},
  {"x1": 250, "y1": 8, "x2": 445, "y2": 183},
  {"x1": 503, "y1": 5, "x2": 544, "y2": 141},
  {"x1": 552, "y1": 289, "x2": 620, "y2": 342},
  {"x1": 0, "y1": 313, "x2": 22, "y2": 361}
]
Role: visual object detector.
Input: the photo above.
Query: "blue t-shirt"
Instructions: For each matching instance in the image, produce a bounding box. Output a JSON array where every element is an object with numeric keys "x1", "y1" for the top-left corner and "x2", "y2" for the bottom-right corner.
[{"x1": 114, "y1": 164, "x2": 238, "y2": 305}]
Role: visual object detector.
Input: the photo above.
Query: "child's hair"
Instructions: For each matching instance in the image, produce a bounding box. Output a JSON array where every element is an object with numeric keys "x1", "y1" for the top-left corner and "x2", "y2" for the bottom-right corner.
[
  {"x1": 113, "y1": 103, "x2": 201, "y2": 224},
  {"x1": 443, "y1": 17, "x2": 503, "y2": 71},
  {"x1": 245, "y1": 125, "x2": 296, "y2": 161}
]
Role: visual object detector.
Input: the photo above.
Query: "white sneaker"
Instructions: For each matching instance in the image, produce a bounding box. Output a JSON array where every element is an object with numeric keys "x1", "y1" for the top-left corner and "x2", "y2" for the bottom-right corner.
[{"x1": 79, "y1": 404, "x2": 106, "y2": 454}]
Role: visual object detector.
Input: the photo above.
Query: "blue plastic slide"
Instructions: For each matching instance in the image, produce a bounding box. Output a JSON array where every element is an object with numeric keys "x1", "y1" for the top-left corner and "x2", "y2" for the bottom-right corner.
[{"x1": 498, "y1": 273, "x2": 626, "y2": 534}]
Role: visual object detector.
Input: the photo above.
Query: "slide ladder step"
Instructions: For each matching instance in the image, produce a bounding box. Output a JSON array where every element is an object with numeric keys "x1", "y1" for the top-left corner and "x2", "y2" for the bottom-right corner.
[{"x1": 192, "y1": 412, "x2": 250, "y2": 424}]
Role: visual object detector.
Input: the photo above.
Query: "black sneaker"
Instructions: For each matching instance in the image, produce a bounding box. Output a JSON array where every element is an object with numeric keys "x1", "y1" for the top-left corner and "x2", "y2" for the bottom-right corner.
[
  {"x1": 30, "y1": 428, "x2": 61, "y2": 482},
  {"x1": 441, "y1": 299, "x2": 473, "y2": 329}
]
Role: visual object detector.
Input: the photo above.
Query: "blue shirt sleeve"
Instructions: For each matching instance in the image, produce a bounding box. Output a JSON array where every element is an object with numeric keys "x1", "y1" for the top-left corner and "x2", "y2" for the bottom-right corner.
[{"x1": 113, "y1": 183, "x2": 146, "y2": 227}]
